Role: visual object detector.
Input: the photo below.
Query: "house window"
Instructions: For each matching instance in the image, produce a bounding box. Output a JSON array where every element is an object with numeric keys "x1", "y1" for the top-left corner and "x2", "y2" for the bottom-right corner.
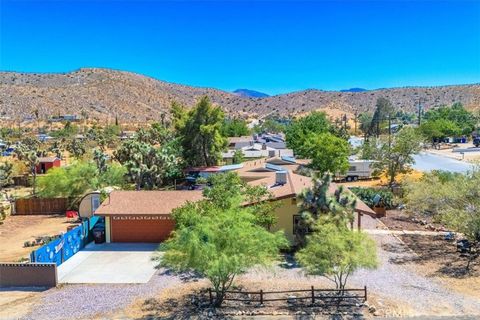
[
  {"x1": 92, "y1": 196, "x2": 100, "y2": 212},
  {"x1": 349, "y1": 166, "x2": 357, "y2": 172}
]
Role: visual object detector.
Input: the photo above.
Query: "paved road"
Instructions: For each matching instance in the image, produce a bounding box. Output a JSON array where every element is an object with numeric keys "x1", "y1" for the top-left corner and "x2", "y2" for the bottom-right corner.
[{"x1": 412, "y1": 152, "x2": 474, "y2": 173}]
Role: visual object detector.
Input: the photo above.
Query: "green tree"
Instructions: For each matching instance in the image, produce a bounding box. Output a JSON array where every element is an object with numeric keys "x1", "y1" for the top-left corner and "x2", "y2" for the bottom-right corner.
[
  {"x1": 423, "y1": 103, "x2": 476, "y2": 136},
  {"x1": 368, "y1": 97, "x2": 395, "y2": 138},
  {"x1": 66, "y1": 138, "x2": 86, "y2": 159},
  {"x1": 204, "y1": 172, "x2": 278, "y2": 229},
  {"x1": 221, "y1": 118, "x2": 250, "y2": 137},
  {"x1": 0, "y1": 161, "x2": 13, "y2": 188},
  {"x1": 160, "y1": 195, "x2": 287, "y2": 307},
  {"x1": 15, "y1": 137, "x2": 42, "y2": 195},
  {"x1": 297, "y1": 132, "x2": 350, "y2": 175},
  {"x1": 295, "y1": 173, "x2": 357, "y2": 247},
  {"x1": 114, "y1": 125, "x2": 182, "y2": 190},
  {"x1": 175, "y1": 97, "x2": 227, "y2": 167},
  {"x1": 254, "y1": 119, "x2": 286, "y2": 134},
  {"x1": 285, "y1": 111, "x2": 333, "y2": 153},
  {"x1": 232, "y1": 149, "x2": 244, "y2": 164},
  {"x1": 372, "y1": 127, "x2": 422, "y2": 186},
  {"x1": 358, "y1": 112, "x2": 373, "y2": 140},
  {"x1": 420, "y1": 118, "x2": 461, "y2": 146},
  {"x1": 296, "y1": 218, "x2": 378, "y2": 290},
  {"x1": 36, "y1": 161, "x2": 126, "y2": 200},
  {"x1": 93, "y1": 148, "x2": 108, "y2": 173}
]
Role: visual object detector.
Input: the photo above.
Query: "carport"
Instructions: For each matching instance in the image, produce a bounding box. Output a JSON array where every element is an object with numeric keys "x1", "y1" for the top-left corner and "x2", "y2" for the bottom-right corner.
[{"x1": 57, "y1": 242, "x2": 159, "y2": 284}]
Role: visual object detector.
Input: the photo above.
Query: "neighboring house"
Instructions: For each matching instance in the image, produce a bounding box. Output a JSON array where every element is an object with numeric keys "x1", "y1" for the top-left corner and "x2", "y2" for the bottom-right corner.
[
  {"x1": 35, "y1": 157, "x2": 61, "y2": 174},
  {"x1": 222, "y1": 142, "x2": 294, "y2": 163},
  {"x1": 94, "y1": 159, "x2": 376, "y2": 244}
]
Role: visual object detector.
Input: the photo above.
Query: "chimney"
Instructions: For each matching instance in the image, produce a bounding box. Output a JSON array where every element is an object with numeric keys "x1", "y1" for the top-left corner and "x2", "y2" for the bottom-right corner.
[{"x1": 275, "y1": 171, "x2": 287, "y2": 186}]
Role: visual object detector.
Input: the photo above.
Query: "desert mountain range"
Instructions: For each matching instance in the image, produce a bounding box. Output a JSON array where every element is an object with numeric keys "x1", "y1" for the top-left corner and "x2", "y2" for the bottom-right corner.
[{"x1": 0, "y1": 68, "x2": 479, "y2": 122}]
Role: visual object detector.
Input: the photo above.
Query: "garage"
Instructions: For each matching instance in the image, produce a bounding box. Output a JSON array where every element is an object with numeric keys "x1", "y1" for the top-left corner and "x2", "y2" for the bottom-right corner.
[
  {"x1": 110, "y1": 215, "x2": 174, "y2": 243},
  {"x1": 94, "y1": 190, "x2": 204, "y2": 243}
]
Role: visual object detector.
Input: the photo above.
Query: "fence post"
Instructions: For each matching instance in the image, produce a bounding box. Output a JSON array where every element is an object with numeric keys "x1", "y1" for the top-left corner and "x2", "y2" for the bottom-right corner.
[
  {"x1": 311, "y1": 285, "x2": 315, "y2": 304},
  {"x1": 364, "y1": 286, "x2": 367, "y2": 301},
  {"x1": 260, "y1": 289, "x2": 263, "y2": 305},
  {"x1": 208, "y1": 288, "x2": 213, "y2": 305}
]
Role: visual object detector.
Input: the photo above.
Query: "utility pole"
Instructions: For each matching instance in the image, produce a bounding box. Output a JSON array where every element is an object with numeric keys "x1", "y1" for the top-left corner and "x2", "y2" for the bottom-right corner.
[
  {"x1": 388, "y1": 115, "x2": 392, "y2": 149},
  {"x1": 354, "y1": 111, "x2": 358, "y2": 135}
]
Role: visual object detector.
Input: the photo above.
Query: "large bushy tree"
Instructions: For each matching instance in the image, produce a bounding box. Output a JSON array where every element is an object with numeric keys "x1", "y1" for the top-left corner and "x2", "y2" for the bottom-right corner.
[
  {"x1": 420, "y1": 118, "x2": 461, "y2": 146},
  {"x1": 371, "y1": 127, "x2": 422, "y2": 186},
  {"x1": 221, "y1": 118, "x2": 250, "y2": 137},
  {"x1": 296, "y1": 132, "x2": 350, "y2": 175},
  {"x1": 159, "y1": 171, "x2": 287, "y2": 306},
  {"x1": 115, "y1": 125, "x2": 182, "y2": 190},
  {"x1": 423, "y1": 103, "x2": 476, "y2": 136},
  {"x1": 36, "y1": 161, "x2": 126, "y2": 200},
  {"x1": 173, "y1": 97, "x2": 227, "y2": 167},
  {"x1": 285, "y1": 111, "x2": 333, "y2": 153}
]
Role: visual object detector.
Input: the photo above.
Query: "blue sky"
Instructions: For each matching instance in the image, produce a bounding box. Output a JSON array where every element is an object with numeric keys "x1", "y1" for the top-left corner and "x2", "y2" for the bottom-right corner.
[{"x1": 1, "y1": 0, "x2": 479, "y2": 95}]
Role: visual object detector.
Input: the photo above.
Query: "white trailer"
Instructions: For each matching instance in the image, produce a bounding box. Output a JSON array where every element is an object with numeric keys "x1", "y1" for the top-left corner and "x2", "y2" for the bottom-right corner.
[{"x1": 338, "y1": 160, "x2": 375, "y2": 182}]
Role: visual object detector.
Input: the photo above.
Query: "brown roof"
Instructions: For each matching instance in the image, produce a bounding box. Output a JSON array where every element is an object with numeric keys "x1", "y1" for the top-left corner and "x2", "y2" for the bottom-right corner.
[
  {"x1": 95, "y1": 190, "x2": 204, "y2": 216},
  {"x1": 96, "y1": 163, "x2": 375, "y2": 217},
  {"x1": 244, "y1": 170, "x2": 376, "y2": 216}
]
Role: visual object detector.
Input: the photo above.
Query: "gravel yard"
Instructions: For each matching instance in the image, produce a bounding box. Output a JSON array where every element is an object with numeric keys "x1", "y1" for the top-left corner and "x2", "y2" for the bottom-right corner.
[
  {"x1": 18, "y1": 269, "x2": 182, "y2": 320},
  {"x1": 9, "y1": 220, "x2": 480, "y2": 319},
  {"x1": 349, "y1": 233, "x2": 480, "y2": 316}
]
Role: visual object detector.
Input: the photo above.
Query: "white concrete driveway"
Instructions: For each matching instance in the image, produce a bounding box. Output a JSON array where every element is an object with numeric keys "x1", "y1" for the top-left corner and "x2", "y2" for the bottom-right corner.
[{"x1": 57, "y1": 242, "x2": 159, "y2": 284}]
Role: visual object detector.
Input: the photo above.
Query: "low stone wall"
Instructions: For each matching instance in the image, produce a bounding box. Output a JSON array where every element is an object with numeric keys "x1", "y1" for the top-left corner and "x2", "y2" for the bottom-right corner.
[{"x1": 0, "y1": 263, "x2": 57, "y2": 287}]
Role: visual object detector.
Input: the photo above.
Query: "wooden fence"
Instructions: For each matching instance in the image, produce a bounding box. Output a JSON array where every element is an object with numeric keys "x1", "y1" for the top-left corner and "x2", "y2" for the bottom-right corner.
[
  {"x1": 14, "y1": 198, "x2": 69, "y2": 215},
  {"x1": 208, "y1": 286, "x2": 367, "y2": 306}
]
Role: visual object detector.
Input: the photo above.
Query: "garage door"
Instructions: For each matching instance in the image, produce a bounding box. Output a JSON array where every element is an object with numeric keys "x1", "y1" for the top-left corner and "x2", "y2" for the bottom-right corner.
[{"x1": 111, "y1": 215, "x2": 175, "y2": 243}]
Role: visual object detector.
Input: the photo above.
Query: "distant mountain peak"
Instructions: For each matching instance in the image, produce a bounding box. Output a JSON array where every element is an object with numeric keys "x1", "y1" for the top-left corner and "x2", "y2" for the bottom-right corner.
[
  {"x1": 233, "y1": 89, "x2": 269, "y2": 98},
  {"x1": 340, "y1": 88, "x2": 368, "y2": 92}
]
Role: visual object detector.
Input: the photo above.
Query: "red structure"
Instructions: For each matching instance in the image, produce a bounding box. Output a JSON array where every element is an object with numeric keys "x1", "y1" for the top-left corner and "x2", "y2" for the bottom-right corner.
[{"x1": 35, "y1": 157, "x2": 61, "y2": 174}]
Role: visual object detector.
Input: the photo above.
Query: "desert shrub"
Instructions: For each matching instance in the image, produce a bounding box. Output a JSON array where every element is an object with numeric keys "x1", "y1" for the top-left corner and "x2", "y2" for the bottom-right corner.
[{"x1": 350, "y1": 187, "x2": 395, "y2": 209}]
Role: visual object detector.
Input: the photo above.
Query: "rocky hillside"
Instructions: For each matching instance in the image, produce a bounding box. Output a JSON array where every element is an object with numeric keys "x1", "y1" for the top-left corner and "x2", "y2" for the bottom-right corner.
[{"x1": 0, "y1": 68, "x2": 479, "y2": 122}]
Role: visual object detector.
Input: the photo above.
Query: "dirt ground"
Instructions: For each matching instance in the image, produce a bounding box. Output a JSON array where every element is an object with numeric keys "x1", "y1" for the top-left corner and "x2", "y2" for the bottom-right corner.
[
  {"x1": 398, "y1": 233, "x2": 480, "y2": 301},
  {"x1": 0, "y1": 288, "x2": 44, "y2": 319},
  {"x1": 379, "y1": 210, "x2": 445, "y2": 232},
  {"x1": 0, "y1": 214, "x2": 78, "y2": 261}
]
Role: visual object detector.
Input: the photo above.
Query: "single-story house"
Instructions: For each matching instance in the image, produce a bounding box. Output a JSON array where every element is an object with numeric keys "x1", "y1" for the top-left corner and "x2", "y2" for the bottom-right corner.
[
  {"x1": 36, "y1": 157, "x2": 61, "y2": 174},
  {"x1": 95, "y1": 191, "x2": 203, "y2": 243},
  {"x1": 95, "y1": 161, "x2": 376, "y2": 244}
]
